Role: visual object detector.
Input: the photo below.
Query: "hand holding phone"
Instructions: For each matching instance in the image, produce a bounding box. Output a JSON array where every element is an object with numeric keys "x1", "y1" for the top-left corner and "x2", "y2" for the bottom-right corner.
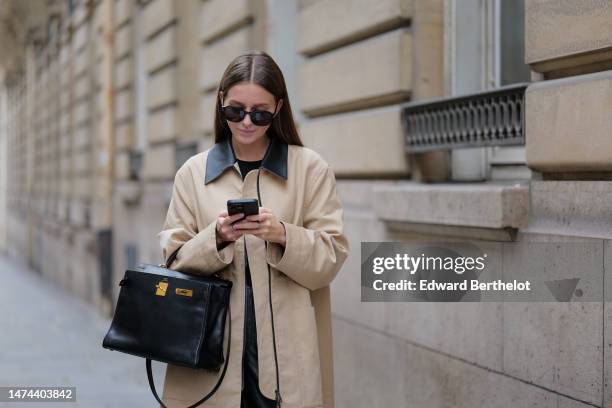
[
  {"x1": 215, "y1": 199, "x2": 260, "y2": 246},
  {"x1": 223, "y1": 200, "x2": 287, "y2": 247},
  {"x1": 215, "y1": 210, "x2": 247, "y2": 246},
  {"x1": 227, "y1": 198, "x2": 259, "y2": 222}
]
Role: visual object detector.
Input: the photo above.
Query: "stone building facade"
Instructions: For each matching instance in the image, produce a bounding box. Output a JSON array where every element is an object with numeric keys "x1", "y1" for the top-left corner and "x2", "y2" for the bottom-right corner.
[{"x1": 0, "y1": 0, "x2": 610, "y2": 406}]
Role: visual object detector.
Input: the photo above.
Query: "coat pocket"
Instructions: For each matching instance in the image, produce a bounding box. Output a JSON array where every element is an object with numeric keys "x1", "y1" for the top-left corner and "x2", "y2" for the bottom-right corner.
[{"x1": 293, "y1": 305, "x2": 324, "y2": 408}]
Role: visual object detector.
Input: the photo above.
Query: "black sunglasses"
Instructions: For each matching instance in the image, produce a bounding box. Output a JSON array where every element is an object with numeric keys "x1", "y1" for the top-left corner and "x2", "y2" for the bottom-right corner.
[{"x1": 221, "y1": 102, "x2": 279, "y2": 126}]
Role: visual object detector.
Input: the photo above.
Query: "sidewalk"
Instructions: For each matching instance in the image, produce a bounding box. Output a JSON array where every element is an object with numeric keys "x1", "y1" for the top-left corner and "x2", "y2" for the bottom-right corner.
[{"x1": 0, "y1": 254, "x2": 165, "y2": 407}]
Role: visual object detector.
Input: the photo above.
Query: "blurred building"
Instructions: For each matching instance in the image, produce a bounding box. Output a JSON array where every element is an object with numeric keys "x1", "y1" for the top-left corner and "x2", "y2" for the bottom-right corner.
[{"x1": 0, "y1": 0, "x2": 611, "y2": 406}]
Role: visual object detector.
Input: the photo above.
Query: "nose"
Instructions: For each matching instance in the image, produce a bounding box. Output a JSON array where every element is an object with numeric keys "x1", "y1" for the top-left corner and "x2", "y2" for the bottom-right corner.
[{"x1": 242, "y1": 112, "x2": 253, "y2": 127}]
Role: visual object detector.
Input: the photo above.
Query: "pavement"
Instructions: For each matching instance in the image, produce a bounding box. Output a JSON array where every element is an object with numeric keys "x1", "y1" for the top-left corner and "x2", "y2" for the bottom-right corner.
[{"x1": 0, "y1": 254, "x2": 166, "y2": 407}]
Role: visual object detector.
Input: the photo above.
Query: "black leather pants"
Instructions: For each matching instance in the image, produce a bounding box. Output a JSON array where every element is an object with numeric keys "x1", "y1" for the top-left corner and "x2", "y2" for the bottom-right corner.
[{"x1": 241, "y1": 285, "x2": 276, "y2": 408}]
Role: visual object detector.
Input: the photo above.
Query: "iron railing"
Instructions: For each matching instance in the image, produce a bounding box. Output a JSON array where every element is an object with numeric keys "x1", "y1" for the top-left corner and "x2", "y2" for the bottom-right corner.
[{"x1": 402, "y1": 83, "x2": 528, "y2": 152}]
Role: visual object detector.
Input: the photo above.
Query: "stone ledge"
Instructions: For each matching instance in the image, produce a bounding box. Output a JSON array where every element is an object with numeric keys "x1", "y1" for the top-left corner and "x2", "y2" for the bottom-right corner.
[
  {"x1": 525, "y1": 181, "x2": 612, "y2": 239},
  {"x1": 386, "y1": 221, "x2": 518, "y2": 242},
  {"x1": 372, "y1": 182, "x2": 529, "y2": 230}
]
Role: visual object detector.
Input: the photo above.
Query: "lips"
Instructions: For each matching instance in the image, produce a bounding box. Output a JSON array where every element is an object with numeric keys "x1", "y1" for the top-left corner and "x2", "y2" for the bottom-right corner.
[{"x1": 239, "y1": 128, "x2": 256, "y2": 134}]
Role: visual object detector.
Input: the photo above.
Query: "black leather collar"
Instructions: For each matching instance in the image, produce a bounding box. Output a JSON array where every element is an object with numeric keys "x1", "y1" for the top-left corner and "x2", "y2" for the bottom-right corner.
[{"x1": 204, "y1": 136, "x2": 288, "y2": 185}]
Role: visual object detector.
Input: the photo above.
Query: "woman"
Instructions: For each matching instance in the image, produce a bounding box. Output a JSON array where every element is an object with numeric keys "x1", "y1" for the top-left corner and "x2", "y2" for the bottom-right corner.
[{"x1": 157, "y1": 51, "x2": 349, "y2": 408}]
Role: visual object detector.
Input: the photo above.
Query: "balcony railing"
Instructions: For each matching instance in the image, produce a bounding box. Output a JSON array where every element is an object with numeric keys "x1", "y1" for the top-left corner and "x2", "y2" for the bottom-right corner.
[{"x1": 402, "y1": 83, "x2": 528, "y2": 153}]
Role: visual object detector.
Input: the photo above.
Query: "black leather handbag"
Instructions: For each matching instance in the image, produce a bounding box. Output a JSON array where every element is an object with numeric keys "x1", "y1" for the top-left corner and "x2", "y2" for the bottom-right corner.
[{"x1": 102, "y1": 248, "x2": 233, "y2": 408}]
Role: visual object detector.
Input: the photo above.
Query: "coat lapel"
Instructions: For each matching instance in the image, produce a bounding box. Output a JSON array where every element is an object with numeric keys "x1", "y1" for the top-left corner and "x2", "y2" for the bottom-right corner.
[{"x1": 204, "y1": 136, "x2": 288, "y2": 185}]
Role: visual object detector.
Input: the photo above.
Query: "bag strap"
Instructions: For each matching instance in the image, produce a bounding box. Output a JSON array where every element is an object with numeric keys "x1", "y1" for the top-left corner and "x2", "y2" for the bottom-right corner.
[
  {"x1": 256, "y1": 166, "x2": 283, "y2": 407},
  {"x1": 146, "y1": 303, "x2": 232, "y2": 408},
  {"x1": 161, "y1": 246, "x2": 181, "y2": 269}
]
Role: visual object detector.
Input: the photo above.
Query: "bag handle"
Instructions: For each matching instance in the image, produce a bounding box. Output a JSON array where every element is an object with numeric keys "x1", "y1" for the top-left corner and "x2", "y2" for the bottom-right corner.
[
  {"x1": 146, "y1": 303, "x2": 232, "y2": 408},
  {"x1": 160, "y1": 246, "x2": 181, "y2": 269}
]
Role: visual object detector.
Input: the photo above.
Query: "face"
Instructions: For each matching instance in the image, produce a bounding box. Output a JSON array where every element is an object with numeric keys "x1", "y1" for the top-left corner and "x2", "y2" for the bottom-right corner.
[{"x1": 220, "y1": 82, "x2": 283, "y2": 147}]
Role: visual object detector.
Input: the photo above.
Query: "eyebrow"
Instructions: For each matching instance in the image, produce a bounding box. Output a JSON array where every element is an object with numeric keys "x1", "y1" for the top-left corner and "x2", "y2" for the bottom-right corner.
[{"x1": 227, "y1": 100, "x2": 271, "y2": 108}]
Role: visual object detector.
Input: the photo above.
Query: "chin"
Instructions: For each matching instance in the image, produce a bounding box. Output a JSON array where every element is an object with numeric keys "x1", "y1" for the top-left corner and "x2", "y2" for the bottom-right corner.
[
  {"x1": 235, "y1": 134, "x2": 257, "y2": 145},
  {"x1": 233, "y1": 131, "x2": 266, "y2": 145}
]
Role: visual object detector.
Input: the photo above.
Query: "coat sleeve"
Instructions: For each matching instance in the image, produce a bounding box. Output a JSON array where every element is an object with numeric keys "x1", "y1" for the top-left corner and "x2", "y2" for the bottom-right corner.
[
  {"x1": 265, "y1": 163, "x2": 349, "y2": 291},
  {"x1": 156, "y1": 167, "x2": 235, "y2": 276}
]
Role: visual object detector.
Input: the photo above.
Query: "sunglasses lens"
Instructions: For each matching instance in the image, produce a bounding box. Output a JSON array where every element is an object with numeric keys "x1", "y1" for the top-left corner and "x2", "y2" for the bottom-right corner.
[
  {"x1": 251, "y1": 111, "x2": 274, "y2": 126},
  {"x1": 222, "y1": 106, "x2": 275, "y2": 126},
  {"x1": 222, "y1": 106, "x2": 244, "y2": 122}
]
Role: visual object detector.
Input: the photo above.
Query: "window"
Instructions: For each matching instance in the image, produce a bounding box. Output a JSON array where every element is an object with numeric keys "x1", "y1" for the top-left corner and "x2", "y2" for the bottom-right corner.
[{"x1": 446, "y1": 0, "x2": 531, "y2": 181}]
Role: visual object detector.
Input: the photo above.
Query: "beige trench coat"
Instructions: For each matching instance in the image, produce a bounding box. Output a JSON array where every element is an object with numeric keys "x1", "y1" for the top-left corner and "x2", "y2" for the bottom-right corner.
[{"x1": 156, "y1": 136, "x2": 349, "y2": 408}]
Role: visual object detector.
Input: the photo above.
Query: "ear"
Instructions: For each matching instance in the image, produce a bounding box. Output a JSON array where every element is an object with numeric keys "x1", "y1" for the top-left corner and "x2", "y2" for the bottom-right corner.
[{"x1": 218, "y1": 91, "x2": 224, "y2": 106}]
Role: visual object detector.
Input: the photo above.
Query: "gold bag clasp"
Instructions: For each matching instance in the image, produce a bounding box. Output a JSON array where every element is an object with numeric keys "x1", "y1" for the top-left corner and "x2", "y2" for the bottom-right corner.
[
  {"x1": 175, "y1": 288, "x2": 193, "y2": 297},
  {"x1": 155, "y1": 281, "x2": 168, "y2": 296}
]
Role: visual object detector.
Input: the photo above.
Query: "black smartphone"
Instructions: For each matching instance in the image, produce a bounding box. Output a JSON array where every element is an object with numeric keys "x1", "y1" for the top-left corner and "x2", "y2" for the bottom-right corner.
[{"x1": 227, "y1": 198, "x2": 259, "y2": 222}]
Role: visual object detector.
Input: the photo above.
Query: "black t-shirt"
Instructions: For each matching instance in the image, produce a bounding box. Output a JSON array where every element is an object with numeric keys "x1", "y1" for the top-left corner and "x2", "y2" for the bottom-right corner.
[
  {"x1": 237, "y1": 158, "x2": 262, "y2": 180},
  {"x1": 236, "y1": 159, "x2": 262, "y2": 287}
]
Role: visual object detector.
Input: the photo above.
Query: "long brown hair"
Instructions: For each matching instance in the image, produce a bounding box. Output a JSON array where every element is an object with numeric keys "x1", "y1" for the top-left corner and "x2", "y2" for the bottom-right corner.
[{"x1": 214, "y1": 50, "x2": 303, "y2": 146}]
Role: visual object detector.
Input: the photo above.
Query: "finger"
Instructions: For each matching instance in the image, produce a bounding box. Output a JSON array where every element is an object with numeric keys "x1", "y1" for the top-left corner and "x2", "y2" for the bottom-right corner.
[
  {"x1": 224, "y1": 225, "x2": 243, "y2": 239},
  {"x1": 245, "y1": 214, "x2": 262, "y2": 222},
  {"x1": 219, "y1": 210, "x2": 228, "y2": 217},
  {"x1": 233, "y1": 221, "x2": 261, "y2": 230},
  {"x1": 233, "y1": 221, "x2": 253, "y2": 230},
  {"x1": 223, "y1": 220, "x2": 239, "y2": 231},
  {"x1": 227, "y1": 213, "x2": 245, "y2": 222},
  {"x1": 259, "y1": 207, "x2": 270, "y2": 213}
]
